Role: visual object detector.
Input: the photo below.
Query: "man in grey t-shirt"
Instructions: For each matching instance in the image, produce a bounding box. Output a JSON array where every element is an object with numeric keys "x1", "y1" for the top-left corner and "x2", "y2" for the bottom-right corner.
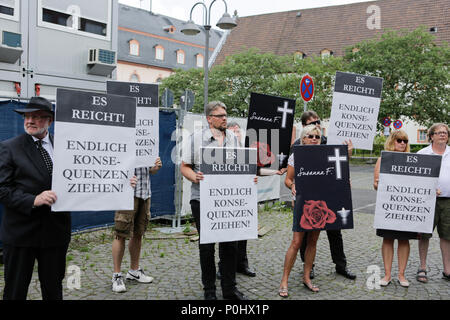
[{"x1": 181, "y1": 101, "x2": 246, "y2": 300}]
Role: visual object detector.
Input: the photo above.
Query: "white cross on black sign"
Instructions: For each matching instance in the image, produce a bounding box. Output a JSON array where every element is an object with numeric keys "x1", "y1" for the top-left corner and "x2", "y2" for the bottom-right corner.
[{"x1": 328, "y1": 148, "x2": 347, "y2": 180}]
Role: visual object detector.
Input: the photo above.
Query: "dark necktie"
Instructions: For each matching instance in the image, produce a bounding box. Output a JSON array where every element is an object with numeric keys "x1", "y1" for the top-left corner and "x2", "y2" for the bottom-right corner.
[{"x1": 36, "y1": 140, "x2": 53, "y2": 175}]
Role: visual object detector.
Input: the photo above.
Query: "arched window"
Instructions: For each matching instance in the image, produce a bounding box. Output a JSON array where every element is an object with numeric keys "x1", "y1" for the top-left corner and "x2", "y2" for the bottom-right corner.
[
  {"x1": 130, "y1": 73, "x2": 140, "y2": 83},
  {"x1": 176, "y1": 49, "x2": 185, "y2": 64},
  {"x1": 129, "y1": 39, "x2": 139, "y2": 56},
  {"x1": 320, "y1": 49, "x2": 333, "y2": 58},
  {"x1": 196, "y1": 53, "x2": 204, "y2": 67},
  {"x1": 155, "y1": 45, "x2": 164, "y2": 60},
  {"x1": 294, "y1": 51, "x2": 306, "y2": 60}
]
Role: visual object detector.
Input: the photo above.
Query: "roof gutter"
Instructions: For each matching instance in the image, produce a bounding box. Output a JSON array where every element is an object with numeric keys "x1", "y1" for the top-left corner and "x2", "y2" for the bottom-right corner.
[{"x1": 208, "y1": 30, "x2": 230, "y2": 69}]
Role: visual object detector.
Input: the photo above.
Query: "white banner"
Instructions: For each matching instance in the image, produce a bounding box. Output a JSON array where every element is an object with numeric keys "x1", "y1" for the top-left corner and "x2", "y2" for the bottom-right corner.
[
  {"x1": 327, "y1": 71, "x2": 383, "y2": 150},
  {"x1": 373, "y1": 152, "x2": 442, "y2": 233},
  {"x1": 257, "y1": 175, "x2": 280, "y2": 202},
  {"x1": 51, "y1": 89, "x2": 136, "y2": 212},
  {"x1": 199, "y1": 147, "x2": 258, "y2": 244},
  {"x1": 107, "y1": 81, "x2": 159, "y2": 168}
]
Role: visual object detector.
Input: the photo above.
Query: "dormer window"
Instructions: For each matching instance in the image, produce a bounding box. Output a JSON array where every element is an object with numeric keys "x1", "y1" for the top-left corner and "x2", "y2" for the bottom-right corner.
[
  {"x1": 155, "y1": 45, "x2": 164, "y2": 60},
  {"x1": 320, "y1": 49, "x2": 333, "y2": 58},
  {"x1": 129, "y1": 39, "x2": 139, "y2": 56},
  {"x1": 294, "y1": 51, "x2": 306, "y2": 60},
  {"x1": 163, "y1": 25, "x2": 176, "y2": 33},
  {"x1": 196, "y1": 53, "x2": 204, "y2": 67},
  {"x1": 176, "y1": 49, "x2": 185, "y2": 64}
]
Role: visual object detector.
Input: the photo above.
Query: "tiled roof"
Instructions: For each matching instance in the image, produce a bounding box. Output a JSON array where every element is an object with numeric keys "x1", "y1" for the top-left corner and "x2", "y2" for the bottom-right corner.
[
  {"x1": 118, "y1": 4, "x2": 223, "y2": 70},
  {"x1": 215, "y1": 0, "x2": 449, "y2": 65}
]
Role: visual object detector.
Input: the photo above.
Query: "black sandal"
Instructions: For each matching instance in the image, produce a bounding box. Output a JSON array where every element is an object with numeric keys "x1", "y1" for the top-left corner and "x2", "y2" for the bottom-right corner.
[
  {"x1": 443, "y1": 272, "x2": 450, "y2": 281},
  {"x1": 416, "y1": 269, "x2": 428, "y2": 283}
]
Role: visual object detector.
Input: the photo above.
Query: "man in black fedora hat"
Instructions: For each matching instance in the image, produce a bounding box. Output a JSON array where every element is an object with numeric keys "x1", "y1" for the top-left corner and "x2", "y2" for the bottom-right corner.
[{"x1": 0, "y1": 96, "x2": 71, "y2": 300}]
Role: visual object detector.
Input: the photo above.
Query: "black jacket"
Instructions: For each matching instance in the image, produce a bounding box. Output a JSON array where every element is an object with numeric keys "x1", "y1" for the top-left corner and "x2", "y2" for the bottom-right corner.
[{"x1": 0, "y1": 133, "x2": 71, "y2": 247}]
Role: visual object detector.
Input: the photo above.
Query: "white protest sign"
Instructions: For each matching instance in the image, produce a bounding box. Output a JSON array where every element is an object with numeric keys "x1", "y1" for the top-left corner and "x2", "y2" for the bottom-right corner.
[
  {"x1": 51, "y1": 89, "x2": 136, "y2": 212},
  {"x1": 374, "y1": 151, "x2": 442, "y2": 233},
  {"x1": 107, "y1": 81, "x2": 159, "y2": 168},
  {"x1": 327, "y1": 71, "x2": 383, "y2": 150},
  {"x1": 200, "y1": 147, "x2": 258, "y2": 244}
]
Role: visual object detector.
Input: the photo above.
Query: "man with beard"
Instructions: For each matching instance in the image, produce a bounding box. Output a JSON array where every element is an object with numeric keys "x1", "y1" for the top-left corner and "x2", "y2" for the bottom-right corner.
[
  {"x1": 181, "y1": 101, "x2": 246, "y2": 300},
  {"x1": 0, "y1": 97, "x2": 71, "y2": 300}
]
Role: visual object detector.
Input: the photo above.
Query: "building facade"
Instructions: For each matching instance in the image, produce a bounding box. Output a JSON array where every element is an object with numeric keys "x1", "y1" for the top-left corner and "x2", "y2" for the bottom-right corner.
[
  {"x1": 0, "y1": 0, "x2": 119, "y2": 100},
  {"x1": 116, "y1": 4, "x2": 223, "y2": 84}
]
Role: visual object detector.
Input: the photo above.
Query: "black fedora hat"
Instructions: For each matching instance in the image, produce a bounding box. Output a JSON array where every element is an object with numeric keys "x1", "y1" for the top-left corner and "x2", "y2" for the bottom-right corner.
[{"x1": 14, "y1": 96, "x2": 54, "y2": 116}]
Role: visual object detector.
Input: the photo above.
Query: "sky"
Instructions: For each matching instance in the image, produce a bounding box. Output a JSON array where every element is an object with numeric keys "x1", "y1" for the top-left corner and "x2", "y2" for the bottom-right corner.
[{"x1": 119, "y1": 0, "x2": 373, "y2": 25}]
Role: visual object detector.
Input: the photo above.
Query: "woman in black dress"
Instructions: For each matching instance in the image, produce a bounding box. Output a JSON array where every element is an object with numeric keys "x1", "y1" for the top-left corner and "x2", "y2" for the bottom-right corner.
[
  {"x1": 279, "y1": 125, "x2": 322, "y2": 297},
  {"x1": 374, "y1": 130, "x2": 417, "y2": 288}
]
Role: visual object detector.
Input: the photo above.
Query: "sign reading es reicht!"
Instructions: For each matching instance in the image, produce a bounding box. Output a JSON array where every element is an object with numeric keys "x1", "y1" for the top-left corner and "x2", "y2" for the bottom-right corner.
[
  {"x1": 51, "y1": 88, "x2": 137, "y2": 212},
  {"x1": 327, "y1": 71, "x2": 383, "y2": 150},
  {"x1": 107, "y1": 80, "x2": 159, "y2": 168},
  {"x1": 199, "y1": 147, "x2": 258, "y2": 244},
  {"x1": 374, "y1": 151, "x2": 442, "y2": 233}
]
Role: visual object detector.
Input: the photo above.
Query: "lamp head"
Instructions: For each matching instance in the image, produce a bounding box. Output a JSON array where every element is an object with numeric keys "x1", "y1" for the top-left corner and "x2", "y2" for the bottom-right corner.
[
  {"x1": 216, "y1": 12, "x2": 237, "y2": 30},
  {"x1": 180, "y1": 20, "x2": 201, "y2": 35}
]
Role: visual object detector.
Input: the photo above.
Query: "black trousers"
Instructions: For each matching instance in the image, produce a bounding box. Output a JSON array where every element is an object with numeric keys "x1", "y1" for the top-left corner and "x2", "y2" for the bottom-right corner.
[
  {"x1": 2, "y1": 243, "x2": 69, "y2": 300},
  {"x1": 219, "y1": 240, "x2": 249, "y2": 272},
  {"x1": 191, "y1": 200, "x2": 237, "y2": 295},
  {"x1": 300, "y1": 229, "x2": 347, "y2": 270}
]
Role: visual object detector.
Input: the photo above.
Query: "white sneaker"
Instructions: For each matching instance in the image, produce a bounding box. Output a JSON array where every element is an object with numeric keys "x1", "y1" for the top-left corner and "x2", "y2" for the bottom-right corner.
[
  {"x1": 126, "y1": 268, "x2": 154, "y2": 283},
  {"x1": 112, "y1": 273, "x2": 127, "y2": 293}
]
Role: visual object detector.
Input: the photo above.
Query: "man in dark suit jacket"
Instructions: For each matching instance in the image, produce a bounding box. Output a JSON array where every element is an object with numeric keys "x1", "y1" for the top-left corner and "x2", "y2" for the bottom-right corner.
[{"x1": 0, "y1": 97, "x2": 71, "y2": 300}]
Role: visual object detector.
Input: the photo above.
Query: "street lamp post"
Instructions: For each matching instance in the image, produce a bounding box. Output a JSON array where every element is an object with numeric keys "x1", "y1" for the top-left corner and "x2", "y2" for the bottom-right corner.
[{"x1": 181, "y1": 0, "x2": 237, "y2": 113}]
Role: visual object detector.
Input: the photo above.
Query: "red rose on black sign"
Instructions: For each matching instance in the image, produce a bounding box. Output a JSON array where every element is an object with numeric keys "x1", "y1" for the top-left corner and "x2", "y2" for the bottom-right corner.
[
  {"x1": 250, "y1": 141, "x2": 275, "y2": 167},
  {"x1": 300, "y1": 200, "x2": 336, "y2": 230}
]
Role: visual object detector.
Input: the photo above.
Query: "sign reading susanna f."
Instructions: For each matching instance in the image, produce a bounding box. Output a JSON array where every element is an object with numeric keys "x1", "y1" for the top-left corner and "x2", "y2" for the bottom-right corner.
[
  {"x1": 107, "y1": 81, "x2": 159, "y2": 168},
  {"x1": 200, "y1": 147, "x2": 258, "y2": 244},
  {"x1": 374, "y1": 152, "x2": 442, "y2": 233},
  {"x1": 327, "y1": 71, "x2": 383, "y2": 150},
  {"x1": 245, "y1": 92, "x2": 296, "y2": 170},
  {"x1": 294, "y1": 145, "x2": 353, "y2": 231},
  {"x1": 51, "y1": 88, "x2": 137, "y2": 212}
]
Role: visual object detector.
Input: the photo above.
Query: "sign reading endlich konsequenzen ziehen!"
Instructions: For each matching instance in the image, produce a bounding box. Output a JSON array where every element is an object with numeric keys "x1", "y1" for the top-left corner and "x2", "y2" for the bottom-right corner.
[
  {"x1": 374, "y1": 151, "x2": 442, "y2": 233},
  {"x1": 327, "y1": 71, "x2": 383, "y2": 150},
  {"x1": 107, "y1": 80, "x2": 159, "y2": 168},
  {"x1": 200, "y1": 147, "x2": 258, "y2": 244},
  {"x1": 51, "y1": 88, "x2": 137, "y2": 212}
]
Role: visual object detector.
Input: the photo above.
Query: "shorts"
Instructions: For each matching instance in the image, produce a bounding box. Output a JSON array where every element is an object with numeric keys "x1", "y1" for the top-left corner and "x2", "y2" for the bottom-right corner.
[
  {"x1": 114, "y1": 197, "x2": 150, "y2": 239},
  {"x1": 420, "y1": 198, "x2": 450, "y2": 241}
]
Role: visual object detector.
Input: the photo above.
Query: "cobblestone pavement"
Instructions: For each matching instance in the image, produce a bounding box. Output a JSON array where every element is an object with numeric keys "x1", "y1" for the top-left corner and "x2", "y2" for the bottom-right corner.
[{"x1": 0, "y1": 165, "x2": 449, "y2": 301}]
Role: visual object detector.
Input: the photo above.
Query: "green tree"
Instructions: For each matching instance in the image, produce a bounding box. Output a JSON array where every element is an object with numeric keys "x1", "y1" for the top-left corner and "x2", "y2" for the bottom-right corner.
[
  {"x1": 159, "y1": 67, "x2": 204, "y2": 111},
  {"x1": 207, "y1": 48, "x2": 292, "y2": 117},
  {"x1": 344, "y1": 27, "x2": 450, "y2": 128},
  {"x1": 274, "y1": 55, "x2": 348, "y2": 120}
]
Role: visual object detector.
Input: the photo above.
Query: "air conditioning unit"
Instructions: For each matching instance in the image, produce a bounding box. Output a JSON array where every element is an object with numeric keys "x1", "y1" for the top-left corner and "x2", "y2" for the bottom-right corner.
[
  {"x1": 87, "y1": 48, "x2": 117, "y2": 76},
  {"x1": 0, "y1": 30, "x2": 23, "y2": 63}
]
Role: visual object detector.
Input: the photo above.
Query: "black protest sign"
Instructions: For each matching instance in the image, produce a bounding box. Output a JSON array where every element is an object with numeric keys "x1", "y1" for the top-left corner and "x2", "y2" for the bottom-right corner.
[
  {"x1": 294, "y1": 145, "x2": 353, "y2": 231},
  {"x1": 106, "y1": 81, "x2": 159, "y2": 108},
  {"x1": 245, "y1": 92, "x2": 296, "y2": 170},
  {"x1": 55, "y1": 89, "x2": 136, "y2": 128},
  {"x1": 107, "y1": 81, "x2": 159, "y2": 168},
  {"x1": 374, "y1": 151, "x2": 442, "y2": 233}
]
